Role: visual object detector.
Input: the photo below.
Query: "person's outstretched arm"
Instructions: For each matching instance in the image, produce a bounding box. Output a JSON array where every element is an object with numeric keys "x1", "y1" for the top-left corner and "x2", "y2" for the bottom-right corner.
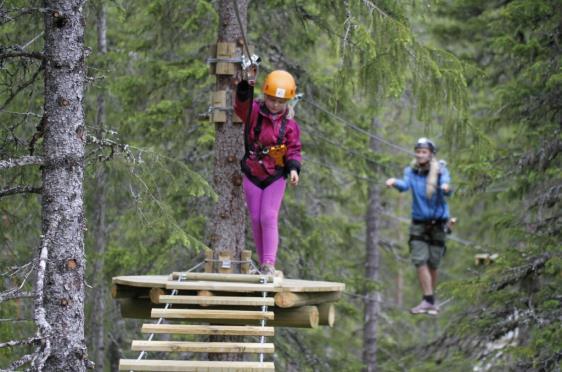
[
  {"x1": 386, "y1": 167, "x2": 411, "y2": 192},
  {"x1": 439, "y1": 164, "x2": 452, "y2": 196}
]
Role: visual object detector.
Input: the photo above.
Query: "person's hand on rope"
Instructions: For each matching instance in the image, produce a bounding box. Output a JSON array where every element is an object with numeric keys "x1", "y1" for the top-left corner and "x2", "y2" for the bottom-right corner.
[
  {"x1": 244, "y1": 64, "x2": 258, "y2": 86},
  {"x1": 232, "y1": 64, "x2": 257, "y2": 87},
  {"x1": 385, "y1": 178, "x2": 396, "y2": 188},
  {"x1": 290, "y1": 170, "x2": 299, "y2": 186},
  {"x1": 441, "y1": 183, "x2": 450, "y2": 193}
]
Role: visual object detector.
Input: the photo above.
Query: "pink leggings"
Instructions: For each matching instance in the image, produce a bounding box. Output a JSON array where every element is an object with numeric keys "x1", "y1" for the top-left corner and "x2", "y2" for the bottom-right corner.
[{"x1": 243, "y1": 176, "x2": 286, "y2": 266}]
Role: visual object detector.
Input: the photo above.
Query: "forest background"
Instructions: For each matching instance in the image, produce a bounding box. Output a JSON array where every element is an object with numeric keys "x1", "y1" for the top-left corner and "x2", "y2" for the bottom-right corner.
[{"x1": 1, "y1": 0, "x2": 560, "y2": 371}]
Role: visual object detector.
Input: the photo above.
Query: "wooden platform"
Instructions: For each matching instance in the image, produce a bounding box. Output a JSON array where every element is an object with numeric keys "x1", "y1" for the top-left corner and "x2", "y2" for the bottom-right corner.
[
  {"x1": 113, "y1": 275, "x2": 345, "y2": 293},
  {"x1": 116, "y1": 271, "x2": 344, "y2": 371}
]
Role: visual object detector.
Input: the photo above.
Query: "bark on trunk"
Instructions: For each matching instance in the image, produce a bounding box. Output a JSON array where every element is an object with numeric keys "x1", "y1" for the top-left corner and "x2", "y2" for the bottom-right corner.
[
  {"x1": 208, "y1": 0, "x2": 249, "y2": 362},
  {"x1": 42, "y1": 1, "x2": 87, "y2": 370},
  {"x1": 91, "y1": 2, "x2": 108, "y2": 370},
  {"x1": 208, "y1": 0, "x2": 248, "y2": 262},
  {"x1": 363, "y1": 118, "x2": 382, "y2": 372}
]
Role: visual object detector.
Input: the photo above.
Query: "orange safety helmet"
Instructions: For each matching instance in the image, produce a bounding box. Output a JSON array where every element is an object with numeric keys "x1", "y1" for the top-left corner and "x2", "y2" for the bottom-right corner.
[{"x1": 262, "y1": 70, "x2": 296, "y2": 99}]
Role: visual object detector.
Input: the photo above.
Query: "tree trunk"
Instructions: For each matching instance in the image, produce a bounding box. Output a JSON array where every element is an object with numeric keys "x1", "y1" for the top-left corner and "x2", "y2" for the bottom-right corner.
[
  {"x1": 208, "y1": 0, "x2": 249, "y2": 362},
  {"x1": 208, "y1": 0, "x2": 248, "y2": 262},
  {"x1": 363, "y1": 118, "x2": 382, "y2": 372},
  {"x1": 42, "y1": 1, "x2": 87, "y2": 370},
  {"x1": 91, "y1": 1, "x2": 108, "y2": 371}
]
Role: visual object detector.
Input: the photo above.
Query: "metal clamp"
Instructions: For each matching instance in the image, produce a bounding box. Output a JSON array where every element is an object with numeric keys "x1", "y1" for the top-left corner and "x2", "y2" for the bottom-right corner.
[{"x1": 241, "y1": 54, "x2": 261, "y2": 70}]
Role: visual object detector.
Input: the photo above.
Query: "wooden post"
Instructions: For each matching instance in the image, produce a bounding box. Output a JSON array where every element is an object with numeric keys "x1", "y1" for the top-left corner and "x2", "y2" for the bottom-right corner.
[
  {"x1": 272, "y1": 306, "x2": 319, "y2": 328},
  {"x1": 241, "y1": 250, "x2": 251, "y2": 274},
  {"x1": 318, "y1": 303, "x2": 336, "y2": 327},
  {"x1": 205, "y1": 248, "x2": 214, "y2": 273},
  {"x1": 149, "y1": 288, "x2": 166, "y2": 304},
  {"x1": 219, "y1": 251, "x2": 233, "y2": 274},
  {"x1": 274, "y1": 291, "x2": 342, "y2": 308}
]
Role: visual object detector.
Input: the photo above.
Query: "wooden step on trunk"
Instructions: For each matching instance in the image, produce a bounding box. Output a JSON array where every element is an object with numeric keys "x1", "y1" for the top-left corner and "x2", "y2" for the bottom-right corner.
[
  {"x1": 151, "y1": 308, "x2": 274, "y2": 320},
  {"x1": 158, "y1": 295, "x2": 274, "y2": 307},
  {"x1": 131, "y1": 340, "x2": 275, "y2": 353},
  {"x1": 141, "y1": 323, "x2": 275, "y2": 336},
  {"x1": 119, "y1": 359, "x2": 275, "y2": 371}
]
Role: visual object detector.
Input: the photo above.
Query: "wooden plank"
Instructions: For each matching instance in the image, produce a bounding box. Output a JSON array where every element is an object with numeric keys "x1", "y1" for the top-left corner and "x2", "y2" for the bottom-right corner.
[
  {"x1": 119, "y1": 359, "x2": 275, "y2": 371},
  {"x1": 141, "y1": 324, "x2": 275, "y2": 336},
  {"x1": 169, "y1": 272, "x2": 273, "y2": 283},
  {"x1": 274, "y1": 291, "x2": 341, "y2": 308},
  {"x1": 215, "y1": 42, "x2": 236, "y2": 75},
  {"x1": 158, "y1": 295, "x2": 274, "y2": 306},
  {"x1": 166, "y1": 281, "x2": 276, "y2": 293},
  {"x1": 130, "y1": 340, "x2": 274, "y2": 353},
  {"x1": 113, "y1": 275, "x2": 345, "y2": 293},
  {"x1": 151, "y1": 308, "x2": 274, "y2": 320}
]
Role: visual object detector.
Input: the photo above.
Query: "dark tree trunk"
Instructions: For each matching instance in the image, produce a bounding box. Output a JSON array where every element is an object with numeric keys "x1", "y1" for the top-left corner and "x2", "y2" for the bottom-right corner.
[
  {"x1": 91, "y1": 1, "x2": 108, "y2": 370},
  {"x1": 363, "y1": 118, "x2": 382, "y2": 372},
  {"x1": 42, "y1": 0, "x2": 87, "y2": 370},
  {"x1": 208, "y1": 0, "x2": 249, "y2": 362},
  {"x1": 208, "y1": 0, "x2": 248, "y2": 261}
]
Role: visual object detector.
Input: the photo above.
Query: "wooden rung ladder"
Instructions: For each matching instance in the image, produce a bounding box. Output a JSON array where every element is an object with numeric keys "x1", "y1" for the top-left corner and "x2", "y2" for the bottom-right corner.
[
  {"x1": 119, "y1": 360, "x2": 275, "y2": 371},
  {"x1": 120, "y1": 271, "x2": 276, "y2": 371},
  {"x1": 141, "y1": 324, "x2": 275, "y2": 337}
]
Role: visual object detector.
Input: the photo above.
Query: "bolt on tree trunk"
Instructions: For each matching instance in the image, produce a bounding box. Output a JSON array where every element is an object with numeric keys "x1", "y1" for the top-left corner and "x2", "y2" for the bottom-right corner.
[
  {"x1": 363, "y1": 118, "x2": 382, "y2": 372},
  {"x1": 42, "y1": 0, "x2": 87, "y2": 370},
  {"x1": 208, "y1": 0, "x2": 249, "y2": 362}
]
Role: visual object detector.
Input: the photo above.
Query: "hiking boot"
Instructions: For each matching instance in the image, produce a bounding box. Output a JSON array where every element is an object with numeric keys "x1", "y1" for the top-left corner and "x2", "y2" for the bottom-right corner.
[
  {"x1": 260, "y1": 264, "x2": 275, "y2": 276},
  {"x1": 410, "y1": 300, "x2": 439, "y2": 315}
]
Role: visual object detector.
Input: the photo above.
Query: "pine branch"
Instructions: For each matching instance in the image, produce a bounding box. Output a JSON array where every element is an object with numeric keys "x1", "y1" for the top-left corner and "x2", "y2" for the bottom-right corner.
[
  {"x1": 0, "y1": 185, "x2": 42, "y2": 198},
  {"x1": 0, "y1": 7, "x2": 50, "y2": 25},
  {"x1": 0, "y1": 336, "x2": 41, "y2": 349},
  {"x1": 4, "y1": 353, "x2": 34, "y2": 370},
  {"x1": 0, "y1": 64, "x2": 44, "y2": 111},
  {"x1": 30, "y1": 217, "x2": 60, "y2": 370},
  {"x1": 0, "y1": 155, "x2": 44, "y2": 170},
  {"x1": 490, "y1": 253, "x2": 552, "y2": 292},
  {"x1": 0, "y1": 290, "x2": 34, "y2": 303},
  {"x1": 0, "y1": 51, "x2": 45, "y2": 60}
]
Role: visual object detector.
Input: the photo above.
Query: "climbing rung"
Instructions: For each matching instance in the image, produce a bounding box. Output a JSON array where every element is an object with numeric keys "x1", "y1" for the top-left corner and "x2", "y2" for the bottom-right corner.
[
  {"x1": 158, "y1": 295, "x2": 275, "y2": 306},
  {"x1": 170, "y1": 272, "x2": 274, "y2": 283},
  {"x1": 166, "y1": 280, "x2": 276, "y2": 293},
  {"x1": 130, "y1": 340, "x2": 275, "y2": 353},
  {"x1": 141, "y1": 323, "x2": 275, "y2": 336},
  {"x1": 151, "y1": 308, "x2": 274, "y2": 320},
  {"x1": 119, "y1": 359, "x2": 275, "y2": 371}
]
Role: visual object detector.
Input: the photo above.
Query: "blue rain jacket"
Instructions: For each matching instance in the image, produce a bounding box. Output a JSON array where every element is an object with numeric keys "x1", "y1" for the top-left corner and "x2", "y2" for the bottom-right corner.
[{"x1": 393, "y1": 162, "x2": 452, "y2": 221}]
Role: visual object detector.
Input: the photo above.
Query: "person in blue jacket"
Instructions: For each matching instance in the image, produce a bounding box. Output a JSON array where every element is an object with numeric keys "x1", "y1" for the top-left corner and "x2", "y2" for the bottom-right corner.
[{"x1": 386, "y1": 138, "x2": 452, "y2": 315}]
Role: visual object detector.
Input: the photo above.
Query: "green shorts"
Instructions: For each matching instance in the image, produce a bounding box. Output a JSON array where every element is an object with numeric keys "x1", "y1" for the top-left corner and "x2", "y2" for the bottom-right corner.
[{"x1": 409, "y1": 223, "x2": 446, "y2": 269}]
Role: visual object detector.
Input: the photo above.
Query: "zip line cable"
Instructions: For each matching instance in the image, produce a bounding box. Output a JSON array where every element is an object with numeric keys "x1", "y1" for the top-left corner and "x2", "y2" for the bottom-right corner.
[
  {"x1": 303, "y1": 98, "x2": 415, "y2": 156},
  {"x1": 228, "y1": 0, "x2": 416, "y2": 160},
  {"x1": 231, "y1": 0, "x2": 252, "y2": 61}
]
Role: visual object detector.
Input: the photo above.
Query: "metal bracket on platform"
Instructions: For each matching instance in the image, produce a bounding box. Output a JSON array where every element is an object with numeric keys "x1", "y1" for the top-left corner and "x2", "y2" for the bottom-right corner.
[{"x1": 221, "y1": 259, "x2": 232, "y2": 269}]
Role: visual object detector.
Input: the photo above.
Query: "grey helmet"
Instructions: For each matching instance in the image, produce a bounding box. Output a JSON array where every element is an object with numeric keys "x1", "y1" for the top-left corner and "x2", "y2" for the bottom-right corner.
[{"x1": 414, "y1": 137, "x2": 436, "y2": 153}]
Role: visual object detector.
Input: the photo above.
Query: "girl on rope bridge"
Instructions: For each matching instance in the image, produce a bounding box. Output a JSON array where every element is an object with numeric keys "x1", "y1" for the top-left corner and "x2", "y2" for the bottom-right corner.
[
  {"x1": 234, "y1": 70, "x2": 302, "y2": 276},
  {"x1": 385, "y1": 138, "x2": 453, "y2": 316}
]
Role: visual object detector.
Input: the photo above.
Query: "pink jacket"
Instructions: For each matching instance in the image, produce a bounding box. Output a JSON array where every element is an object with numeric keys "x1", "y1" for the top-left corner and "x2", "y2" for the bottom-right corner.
[{"x1": 235, "y1": 81, "x2": 302, "y2": 188}]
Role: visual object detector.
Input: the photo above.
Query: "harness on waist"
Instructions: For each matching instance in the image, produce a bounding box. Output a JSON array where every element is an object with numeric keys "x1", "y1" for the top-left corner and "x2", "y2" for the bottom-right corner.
[{"x1": 245, "y1": 110, "x2": 288, "y2": 168}]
